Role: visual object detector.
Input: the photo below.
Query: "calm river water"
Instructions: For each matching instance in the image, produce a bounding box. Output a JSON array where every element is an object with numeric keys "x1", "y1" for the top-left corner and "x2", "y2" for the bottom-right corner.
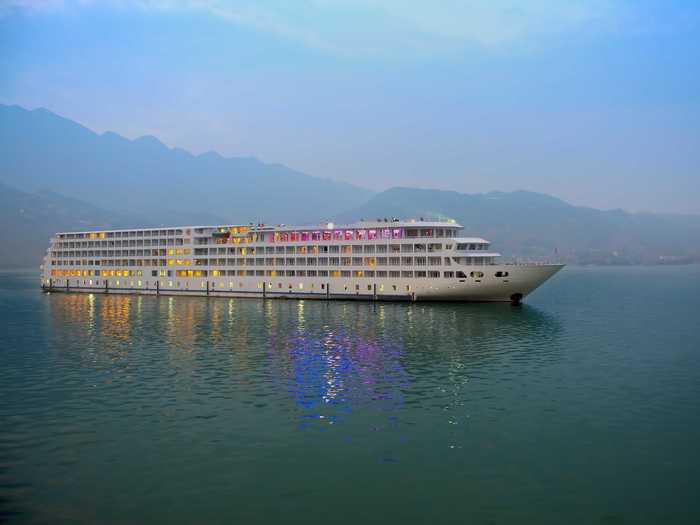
[{"x1": 1, "y1": 266, "x2": 699, "y2": 524}]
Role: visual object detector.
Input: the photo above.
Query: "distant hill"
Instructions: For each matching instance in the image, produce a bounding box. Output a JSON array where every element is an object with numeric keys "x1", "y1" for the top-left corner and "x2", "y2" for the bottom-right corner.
[
  {"x1": 2, "y1": 104, "x2": 699, "y2": 268},
  {"x1": 0, "y1": 104, "x2": 372, "y2": 225},
  {"x1": 336, "y1": 187, "x2": 700, "y2": 264}
]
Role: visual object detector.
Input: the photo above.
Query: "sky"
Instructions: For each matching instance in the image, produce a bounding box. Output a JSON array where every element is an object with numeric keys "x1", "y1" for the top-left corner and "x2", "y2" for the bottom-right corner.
[{"x1": 1, "y1": 0, "x2": 699, "y2": 213}]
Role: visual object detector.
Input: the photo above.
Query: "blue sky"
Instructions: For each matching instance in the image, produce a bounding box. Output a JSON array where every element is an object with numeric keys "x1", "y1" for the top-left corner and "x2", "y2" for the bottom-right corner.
[{"x1": 1, "y1": 0, "x2": 699, "y2": 213}]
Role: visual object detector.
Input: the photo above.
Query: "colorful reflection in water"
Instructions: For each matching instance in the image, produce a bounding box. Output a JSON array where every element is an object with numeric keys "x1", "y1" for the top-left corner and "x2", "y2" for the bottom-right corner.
[
  {"x1": 7, "y1": 268, "x2": 700, "y2": 525},
  {"x1": 281, "y1": 327, "x2": 409, "y2": 416},
  {"x1": 44, "y1": 292, "x2": 566, "y2": 440}
]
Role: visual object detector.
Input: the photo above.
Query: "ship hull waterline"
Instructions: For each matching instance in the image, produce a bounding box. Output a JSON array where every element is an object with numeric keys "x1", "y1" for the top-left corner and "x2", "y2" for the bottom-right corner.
[{"x1": 42, "y1": 264, "x2": 564, "y2": 304}]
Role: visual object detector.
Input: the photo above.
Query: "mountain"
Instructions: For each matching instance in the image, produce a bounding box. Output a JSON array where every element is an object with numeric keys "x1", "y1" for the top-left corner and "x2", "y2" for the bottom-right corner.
[
  {"x1": 0, "y1": 104, "x2": 373, "y2": 225},
  {"x1": 336, "y1": 187, "x2": 700, "y2": 264},
  {"x1": 2, "y1": 104, "x2": 699, "y2": 268}
]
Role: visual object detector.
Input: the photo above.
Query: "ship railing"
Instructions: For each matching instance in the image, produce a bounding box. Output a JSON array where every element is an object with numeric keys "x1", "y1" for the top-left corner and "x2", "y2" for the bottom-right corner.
[{"x1": 503, "y1": 261, "x2": 562, "y2": 266}]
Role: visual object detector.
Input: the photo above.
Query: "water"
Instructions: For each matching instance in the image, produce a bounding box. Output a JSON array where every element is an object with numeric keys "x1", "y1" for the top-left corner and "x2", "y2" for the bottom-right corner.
[{"x1": 1, "y1": 266, "x2": 699, "y2": 524}]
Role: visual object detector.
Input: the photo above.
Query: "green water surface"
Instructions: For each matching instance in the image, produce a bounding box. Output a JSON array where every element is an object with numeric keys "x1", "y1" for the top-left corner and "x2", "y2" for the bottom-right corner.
[{"x1": 1, "y1": 266, "x2": 699, "y2": 524}]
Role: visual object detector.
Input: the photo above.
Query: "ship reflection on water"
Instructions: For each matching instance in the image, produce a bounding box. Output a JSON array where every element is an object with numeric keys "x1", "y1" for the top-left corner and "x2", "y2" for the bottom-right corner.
[
  {"x1": 12, "y1": 269, "x2": 698, "y2": 525},
  {"x1": 47, "y1": 293, "x2": 562, "y2": 426}
]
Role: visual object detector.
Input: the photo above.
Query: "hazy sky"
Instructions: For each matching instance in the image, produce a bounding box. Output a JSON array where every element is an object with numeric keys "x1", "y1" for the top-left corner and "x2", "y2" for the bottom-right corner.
[{"x1": 1, "y1": 0, "x2": 699, "y2": 213}]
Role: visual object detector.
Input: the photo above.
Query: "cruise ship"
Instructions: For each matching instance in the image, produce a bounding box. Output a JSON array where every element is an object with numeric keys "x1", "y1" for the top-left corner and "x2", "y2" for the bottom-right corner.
[{"x1": 40, "y1": 219, "x2": 563, "y2": 303}]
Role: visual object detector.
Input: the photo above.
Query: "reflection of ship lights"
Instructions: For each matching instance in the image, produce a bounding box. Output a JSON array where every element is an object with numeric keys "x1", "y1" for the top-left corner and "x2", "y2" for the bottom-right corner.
[{"x1": 284, "y1": 328, "x2": 409, "y2": 419}]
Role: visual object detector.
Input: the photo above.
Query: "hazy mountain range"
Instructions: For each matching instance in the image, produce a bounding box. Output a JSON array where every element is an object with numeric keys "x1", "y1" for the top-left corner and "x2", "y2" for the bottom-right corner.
[{"x1": 1, "y1": 103, "x2": 699, "y2": 268}]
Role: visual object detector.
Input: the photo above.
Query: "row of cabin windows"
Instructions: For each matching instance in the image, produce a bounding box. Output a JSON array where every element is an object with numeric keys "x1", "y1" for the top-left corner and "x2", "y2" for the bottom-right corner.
[
  {"x1": 52, "y1": 248, "x2": 189, "y2": 258},
  {"x1": 196, "y1": 228, "x2": 460, "y2": 245},
  {"x1": 189, "y1": 256, "x2": 449, "y2": 266},
  {"x1": 50, "y1": 269, "x2": 465, "y2": 285},
  {"x1": 57, "y1": 229, "x2": 187, "y2": 240},
  {"x1": 52, "y1": 242, "x2": 452, "y2": 257},
  {"x1": 54, "y1": 238, "x2": 188, "y2": 249},
  {"x1": 51, "y1": 270, "x2": 508, "y2": 287},
  {"x1": 52, "y1": 243, "x2": 454, "y2": 259},
  {"x1": 456, "y1": 243, "x2": 490, "y2": 251},
  {"x1": 51, "y1": 268, "x2": 504, "y2": 280},
  {"x1": 198, "y1": 243, "x2": 451, "y2": 255},
  {"x1": 266, "y1": 227, "x2": 456, "y2": 243},
  {"x1": 51, "y1": 255, "x2": 492, "y2": 268},
  {"x1": 55, "y1": 226, "x2": 460, "y2": 243},
  {"x1": 54, "y1": 259, "x2": 170, "y2": 267},
  {"x1": 49, "y1": 278, "x2": 418, "y2": 293}
]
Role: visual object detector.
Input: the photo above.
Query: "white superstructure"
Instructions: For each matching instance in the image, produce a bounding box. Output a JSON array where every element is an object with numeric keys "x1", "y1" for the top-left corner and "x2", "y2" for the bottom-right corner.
[{"x1": 40, "y1": 219, "x2": 562, "y2": 303}]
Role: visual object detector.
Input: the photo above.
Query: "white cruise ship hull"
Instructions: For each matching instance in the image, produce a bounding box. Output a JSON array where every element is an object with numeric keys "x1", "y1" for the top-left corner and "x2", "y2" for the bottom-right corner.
[
  {"x1": 40, "y1": 220, "x2": 564, "y2": 304},
  {"x1": 41, "y1": 264, "x2": 563, "y2": 303}
]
